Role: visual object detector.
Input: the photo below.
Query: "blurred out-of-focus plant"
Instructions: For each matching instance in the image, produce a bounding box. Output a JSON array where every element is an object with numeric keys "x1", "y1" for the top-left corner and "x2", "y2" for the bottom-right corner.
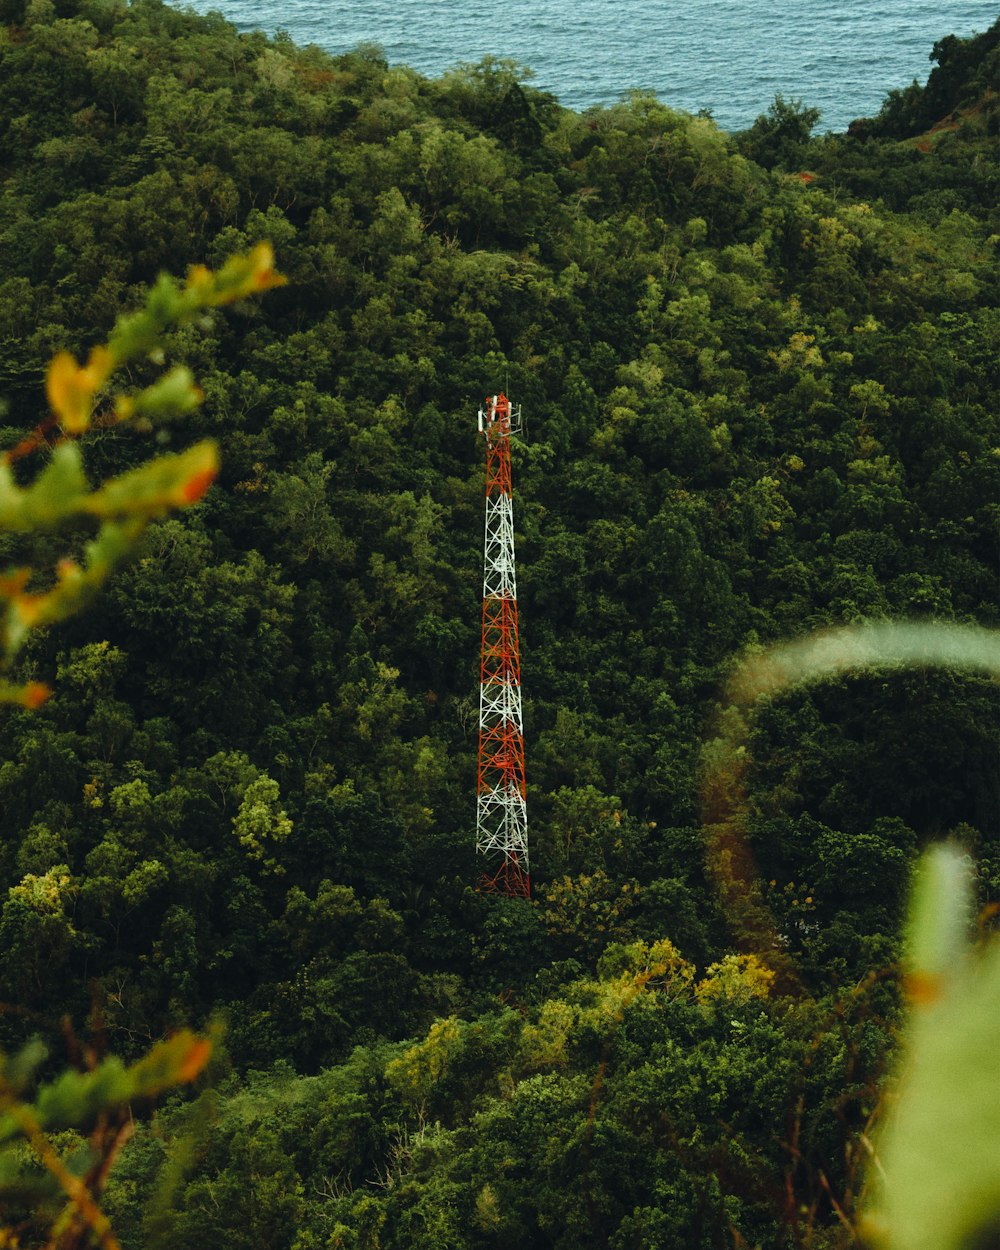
[
  {"x1": 0, "y1": 1030, "x2": 213, "y2": 1250},
  {"x1": 700, "y1": 620, "x2": 1000, "y2": 982},
  {"x1": 699, "y1": 621, "x2": 1000, "y2": 1245},
  {"x1": 0, "y1": 244, "x2": 282, "y2": 1248},
  {"x1": 861, "y1": 843, "x2": 1000, "y2": 1250},
  {"x1": 0, "y1": 242, "x2": 284, "y2": 709}
]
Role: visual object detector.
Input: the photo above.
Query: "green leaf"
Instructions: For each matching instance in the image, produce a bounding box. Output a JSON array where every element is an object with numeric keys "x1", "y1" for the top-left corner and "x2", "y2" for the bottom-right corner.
[
  {"x1": 83, "y1": 441, "x2": 218, "y2": 520},
  {"x1": 0, "y1": 444, "x2": 88, "y2": 531},
  {"x1": 863, "y1": 846, "x2": 1000, "y2": 1250}
]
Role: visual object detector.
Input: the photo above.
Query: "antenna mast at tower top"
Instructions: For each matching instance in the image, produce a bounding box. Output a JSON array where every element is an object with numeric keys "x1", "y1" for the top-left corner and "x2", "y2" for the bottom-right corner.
[{"x1": 476, "y1": 393, "x2": 529, "y2": 898}]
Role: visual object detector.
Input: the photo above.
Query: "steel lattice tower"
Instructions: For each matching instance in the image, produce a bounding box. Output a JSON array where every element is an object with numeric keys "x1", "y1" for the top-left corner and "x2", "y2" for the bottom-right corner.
[{"x1": 476, "y1": 393, "x2": 529, "y2": 898}]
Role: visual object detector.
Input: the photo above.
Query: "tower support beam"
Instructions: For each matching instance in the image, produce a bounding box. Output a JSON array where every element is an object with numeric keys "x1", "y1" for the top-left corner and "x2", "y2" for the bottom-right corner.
[{"x1": 476, "y1": 393, "x2": 529, "y2": 898}]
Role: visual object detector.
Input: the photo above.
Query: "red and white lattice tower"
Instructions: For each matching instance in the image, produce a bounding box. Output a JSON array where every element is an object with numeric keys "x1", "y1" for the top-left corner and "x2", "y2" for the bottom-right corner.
[{"x1": 476, "y1": 393, "x2": 530, "y2": 898}]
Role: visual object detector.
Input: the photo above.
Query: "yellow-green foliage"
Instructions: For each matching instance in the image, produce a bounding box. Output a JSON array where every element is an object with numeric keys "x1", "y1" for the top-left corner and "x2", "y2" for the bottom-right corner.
[
  {"x1": 386, "y1": 1017, "x2": 463, "y2": 1106},
  {"x1": 521, "y1": 938, "x2": 696, "y2": 1071},
  {"x1": 695, "y1": 953, "x2": 776, "y2": 1004},
  {"x1": 232, "y1": 775, "x2": 294, "y2": 869},
  {"x1": 540, "y1": 870, "x2": 641, "y2": 955},
  {"x1": 520, "y1": 1000, "x2": 578, "y2": 1070}
]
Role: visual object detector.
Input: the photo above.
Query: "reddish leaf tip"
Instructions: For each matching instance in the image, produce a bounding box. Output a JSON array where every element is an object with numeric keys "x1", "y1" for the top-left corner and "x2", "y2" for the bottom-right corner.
[
  {"x1": 22, "y1": 682, "x2": 53, "y2": 709},
  {"x1": 180, "y1": 467, "x2": 217, "y2": 504},
  {"x1": 176, "y1": 1038, "x2": 212, "y2": 1083}
]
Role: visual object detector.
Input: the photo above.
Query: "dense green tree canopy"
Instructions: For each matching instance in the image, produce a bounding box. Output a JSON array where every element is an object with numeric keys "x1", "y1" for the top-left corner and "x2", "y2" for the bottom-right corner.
[{"x1": 0, "y1": 4, "x2": 997, "y2": 1246}]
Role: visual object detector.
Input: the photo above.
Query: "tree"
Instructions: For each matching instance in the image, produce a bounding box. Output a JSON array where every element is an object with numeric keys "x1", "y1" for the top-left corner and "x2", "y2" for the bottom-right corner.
[{"x1": 737, "y1": 94, "x2": 821, "y2": 170}]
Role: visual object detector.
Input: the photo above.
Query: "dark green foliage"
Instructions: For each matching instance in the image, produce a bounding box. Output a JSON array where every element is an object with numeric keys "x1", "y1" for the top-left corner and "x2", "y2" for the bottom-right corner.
[
  {"x1": 0, "y1": 4, "x2": 997, "y2": 1247},
  {"x1": 859, "y1": 17, "x2": 1000, "y2": 140},
  {"x1": 736, "y1": 95, "x2": 822, "y2": 170}
]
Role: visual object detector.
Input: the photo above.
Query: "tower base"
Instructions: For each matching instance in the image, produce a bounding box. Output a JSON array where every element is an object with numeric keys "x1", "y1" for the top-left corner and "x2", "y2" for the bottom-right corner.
[{"x1": 479, "y1": 855, "x2": 531, "y2": 899}]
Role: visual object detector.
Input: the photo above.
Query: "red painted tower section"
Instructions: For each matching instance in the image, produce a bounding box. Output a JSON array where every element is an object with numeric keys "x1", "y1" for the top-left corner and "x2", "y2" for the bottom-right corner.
[{"x1": 476, "y1": 393, "x2": 529, "y2": 898}]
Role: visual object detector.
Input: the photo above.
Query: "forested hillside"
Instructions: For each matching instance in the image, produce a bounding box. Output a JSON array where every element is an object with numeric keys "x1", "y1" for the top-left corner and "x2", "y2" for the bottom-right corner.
[{"x1": 0, "y1": 3, "x2": 997, "y2": 1245}]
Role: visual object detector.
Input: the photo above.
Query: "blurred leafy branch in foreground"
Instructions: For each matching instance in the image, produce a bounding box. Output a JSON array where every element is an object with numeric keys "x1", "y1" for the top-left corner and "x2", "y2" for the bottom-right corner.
[
  {"x1": 0, "y1": 242, "x2": 284, "y2": 710},
  {"x1": 699, "y1": 620, "x2": 1000, "y2": 1245},
  {"x1": 0, "y1": 1030, "x2": 211, "y2": 1250},
  {"x1": 861, "y1": 842, "x2": 1000, "y2": 1250},
  {"x1": 0, "y1": 245, "x2": 282, "y2": 1247},
  {"x1": 701, "y1": 620, "x2": 1000, "y2": 985}
]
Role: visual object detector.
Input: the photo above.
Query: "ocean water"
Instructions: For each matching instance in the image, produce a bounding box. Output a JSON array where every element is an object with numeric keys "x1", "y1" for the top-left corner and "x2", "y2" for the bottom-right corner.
[{"x1": 187, "y1": 0, "x2": 997, "y2": 131}]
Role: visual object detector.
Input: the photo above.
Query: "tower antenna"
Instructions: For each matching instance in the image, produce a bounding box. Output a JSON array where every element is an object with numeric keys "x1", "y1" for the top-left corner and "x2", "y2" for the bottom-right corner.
[{"x1": 475, "y1": 393, "x2": 529, "y2": 898}]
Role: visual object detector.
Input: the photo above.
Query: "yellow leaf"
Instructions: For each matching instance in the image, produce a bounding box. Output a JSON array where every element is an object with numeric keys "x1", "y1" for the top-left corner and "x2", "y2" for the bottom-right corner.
[
  {"x1": 81, "y1": 345, "x2": 113, "y2": 388},
  {"x1": 245, "y1": 242, "x2": 287, "y2": 293},
  {"x1": 46, "y1": 352, "x2": 91, "y2": 433},
  {"x1": 185, "y1": 263, "x2": 212, "y2": 289},
  {"x1": 207, "y1": 243, "x2": 288, "y2": 306},
  {"x1": 45, "y1": 346, "x2": 113, "y2": 434},
  {"x1": 13, "y1": 594, "x2": 44, "y2": 629}
]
